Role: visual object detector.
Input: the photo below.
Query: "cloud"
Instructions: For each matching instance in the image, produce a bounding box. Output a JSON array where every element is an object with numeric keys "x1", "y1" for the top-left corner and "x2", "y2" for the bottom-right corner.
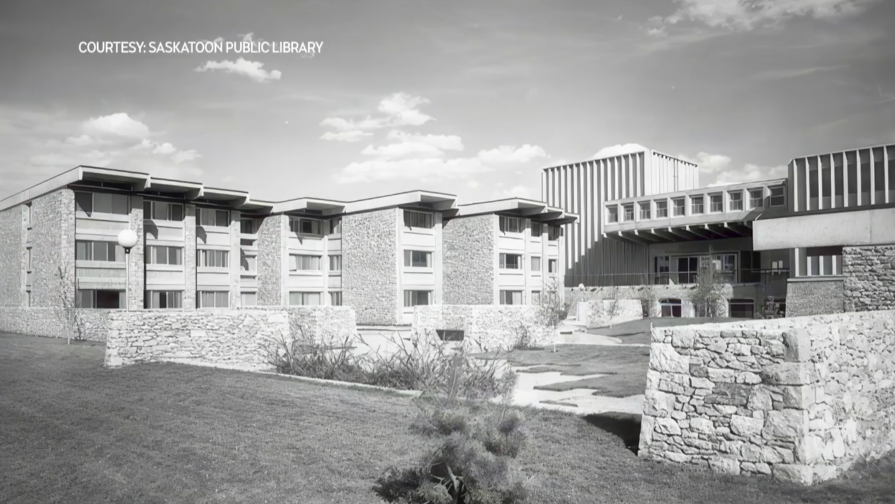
[
  {"x1": 319, "y1": 92, "x2": 433, "y2": 135},
  {"x1": 387, "y1": 130, "x2": 464, "y2": 151},
  {"x1": 82, "y1": 113, "x2": 151, "y2": 139},
  {"x1": 649, "y1": 0, "x2": 880, "y2": 34},
  {"x1": 320, "y1": 130, "x2": 372, "y2": 142},
  {"x1": 361, "y1": 142, "x2": 445, "y2": 158},
  {"x1": 593, "y1": 143, "x2": 648, "y2": 159},
  {"x1": 195, "y1": 58, "x2": 282, "y2": 83},
  {"x1": 479, "y1": 144, "x2": 548, "y2": 164},
  {"x1": 679, "y1": 151, "x2": 787, "y2": 185},
  {"x1": 752, "y1": 65, "x2": 846, "y2": 81},
  {"x1": 467, "y1": 180, "x2": 480, "y2": 189},
  {"x1": 493, "y1": 184, "x2": 535, "y2": 200}
]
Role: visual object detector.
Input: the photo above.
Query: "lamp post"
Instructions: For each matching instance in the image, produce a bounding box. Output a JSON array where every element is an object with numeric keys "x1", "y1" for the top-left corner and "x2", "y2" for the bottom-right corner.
[{"x1": 117, "y1": 229, "x2": 138, "y2": 311}]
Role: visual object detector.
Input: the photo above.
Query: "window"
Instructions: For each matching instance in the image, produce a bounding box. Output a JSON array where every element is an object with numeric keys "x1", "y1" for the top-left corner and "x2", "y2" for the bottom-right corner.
[
  {"x1": 241, "y1": 292, "x2": 257, "y2": 307},
  {"x1": 769, "y1": 187, "x2": 785, "y2": 207},
  {"x1": 290, "y1": 218, "x2": 322, "y2": 235},
  {"x1": 26, "y1": 249, "x2": 32, "y2": 271},
  {"x1": 729, "y1": 191, "x2": 743, "y2": 211},
  {"x1": 677, "y1": 257, "x2": 700, "y2": 284},
  {"x1": 403, "y1": 210, "x2": 434, "y2": 229},
  {"x1": 76, "y1": 241, "x2": 124, "y2": 262},
  {"x1": 76, "y1": 192, "x2": 129, "y2": 216},
  {"x1": 499, "y1": 216, "x2": 525, "y2": 233},
  {"x1": 660, "y1": 298, "x2": 683, "y2": 318},
  {"x1": 143, "y1": 201, "x2": 184, "y2": 222},
  {"x1": 198, "y1": 208, "x2": 229, "y2": 227},
  {"x1": 147, "y1": 246, "x2": 183, "y2": 266},
  {"x1": 804, "y1": 246, "x2": 842, "y2": 276},
  {"x1": 741, "y1": 251, "x2": 761, "y2": 283},
  {"x1": 531, "y1": 291, "x2": 541, "y2": 305},
  {"x1": 197, "y1": 291, "x2": 229, "y2": 308},
  {"x1": 530, "y1": 222, "x2": 542, "y2": 238},
  {"x1": 531, "y1": 256, "x2": 541, "y2": 272},
  {"x1": 240, "y1": 252, "x2": 256, "y2": 272},
  {"x1": 771, "y1": 259, "x2": 786, "y2": 273},
  {"x1": 655, "y1": 200, "x2": 668, "y2": 218},
  {"x1": 547, "y1": 226, "x2": 561, "y2": 241},
  {"x1": 239, "y1": 218, "x2": 255, "y2": 234},
  {"x1": 691, "y1": 196, "x2": 704, "y2": 214},
  {"x1": 76, "y1": 289, "x2": 125, "y2": 309},
  {"x1": 729, "y1": 299, "x2": 755, "y2": 319},
  {"x1": 499, "y1": 253, "x2": 522, "y2": 270},
  {"x1": 290, "y1": 254, "x2": 321, "y2": 271},
  {"x1": 329, "y1": 255, "x2": 342, "y2": 272},
  {"x1": 403, "y1": 250, "x2": 432, "y2": 268},
  {"x1": 709, "y1": 194, "x2": 723, "y2": 212},
  {"x1": 145, "y1": 290, "x2": 183, "y2": 309},
  {"x1": 24, "y1": 203, "x2": 32, "y2": 227},
  {"x1": 330, "y1": 291, "x2": 342, "y2": 306},
  {"x1": 672, "y1": 198, "x2": 685, "y2": 217},
  {"x1": 607, "y1": 206, "x2": 618, "y2": 223},
  {"x1": 654, "y1": 256, "x2": 670, "y2": 284},
  {"x1": 199, "y1": 249, "x2": 229, "y2": 268},
  {"x1": 329, "y1": 218, "x2": 342, "y2": 234},
  {"x1": 749, "y1": 189, "x2": 763, "y2": 209},
  {"x1": 403, "y1": 290, "x2": 432, "y2": 307},
  {"x1": 639, "y1": 202, "x2": 651, "y2": 220},
  {"x1": 26, "y1": 290, "x2": 31, "y2": 307},
  {"x1": 289, "y1": 292, "x2": 321, "y2": 306},
  {"x1": 499, "y1": 290, "x2": 523, "y2": 305},
  {"x1": 623, "y1": 205, "x2": 634, "y2": 221},
  {"x1": 548, "y1": 259, "x2": 558, "y2": 273}
]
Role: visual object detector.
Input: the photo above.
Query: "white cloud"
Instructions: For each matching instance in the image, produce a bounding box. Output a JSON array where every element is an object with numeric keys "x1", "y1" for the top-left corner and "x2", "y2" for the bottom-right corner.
[
  {"x1": 361, "y1": 142, "x2": 445, "y2": 158},
  {"x1": 678, "y1": 151, "x2": 734, "y2": 175},
  {"x1": 493, "y1": 185, "x2": 535, "y2": 200},
  {"x1": 649, "y1": 0, "x2": 880, "y2": 34},
  {"x1": 478, "y1": 144, "x2": 548, "y2": 164},
  {"x1": 387, "y1": 130, "x2": 464, "y2": 151},
  {"x1": 593, "y1": 143, "x2": 648, "y2": 159},
  {"x1": 320, "y1": 130, "x2": 372, "y2": 142},
  {"x1": 679, "y1": 151, "x2": 787, "y2": 185},
  {"x1": 467, "y1": 180, "x2": 480, "y2": 188},
  {"x1": 171, "y1": 150, "x2": 201, "y2": 163},
  {"x1": 319, "y1": 92, "x2": 433, "y2": 136},
  {"x1": 195, "y1": 58, "x2": 282, "y2": 83},
  {"x1": 82, "y1": 113, "x2": 151, "y2": 139}
]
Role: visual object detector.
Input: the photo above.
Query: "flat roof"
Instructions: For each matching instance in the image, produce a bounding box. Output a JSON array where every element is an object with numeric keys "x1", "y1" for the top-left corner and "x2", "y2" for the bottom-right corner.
[
  {"x1": 787, "y1": 142, "x2": 895, "y2": 165},
  {"x1": 541, "y1": 146, "x2": 697, "y2": 172},
  {"x1": 605, "y1": 177, "x2": 788, "y2": 206},
  {"x1": 453, "y1": 197, "x2": 578, "y2": 225}
]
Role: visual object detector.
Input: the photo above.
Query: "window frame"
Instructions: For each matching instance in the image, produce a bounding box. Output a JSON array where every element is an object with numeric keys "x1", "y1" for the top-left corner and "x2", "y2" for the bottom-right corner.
[
  {"x1": 197, "y1": 291, "x2": 229, "y2": 308},
  {"x1": 290, "y1": 254, "x2": 322, "y2": 272},
  {"x1": 198, "y1": 207, "x2": 230, "y2": 227},
  {"x1": 403, "y1": 210, "x2": 435, "y2": 230},
  {"x1": 403, "y1": 290, "x2": 432, "y2": 307},
  {"x1": 403, "y1": 250, "x2": 432, "y2": 268},
  {"x1": 769, "y1": 187, "x2": 786, "y2": 207},
  {"x1": 638, "y1": 202, "x2": 651, "y2": 220},
  {"x1": 499, "y1": 290, "x2": 523, "y2": 305},
  {"x1": 672, "y1": 198, "x2": 685, "y2": 217},
  {"x1": 144, "y1": 200, "x2": 184, "y2": 222},
  {"x1": 145, "y1": 290, "x2": 184, "y2": 309},
  {"x1": 691, "y1": 196, "x2": 704, "y2": 214},
  {"x1": 199, "y1": 249, "x2": 229, "y2": 268},
  {"x1": 499, "y1": 253, "x2": 523, "y2": 270},
  {"x1": 289, "y1": 291, "x2": 322, "y2": 306},
  {"x1": 728, "y1": 191, "x2": 744, "y2": 211},
  {"x1": 655, "y1": 200, "x2": 668, "y2": 218},
  {"x1": 748, "y1": 189, "x2": 763, "y2": 209}
]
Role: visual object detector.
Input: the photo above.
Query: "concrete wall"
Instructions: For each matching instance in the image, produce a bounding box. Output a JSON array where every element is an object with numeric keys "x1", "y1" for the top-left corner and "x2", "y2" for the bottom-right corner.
[
  {"x1": 843, "y1": 244, "x2": 895, "y2": 312},
  {"x1": 343, "y1": 208, "x2": 399, "y2": 325},
  {"x1": 640, "y1": 310, "x2": 895, "y2": 485},
  {"x1": 786, "y1": 279, "x2": 845, "y2": 317},
  {"x1": 577, "y1": 299, "x2": 643, "y2": 328},
  {"x1": 753, "y1": 207, "x2": 895, "y2": 251},
  {"x1": 443, "y1": 215, "x2": 495, "y2": 305},
  {"x1": 412, "y1": 304, "x2": 554, "y2": 350},
  {"x1": 0, "y1": 307, "x2": 109, "y2": 341}
]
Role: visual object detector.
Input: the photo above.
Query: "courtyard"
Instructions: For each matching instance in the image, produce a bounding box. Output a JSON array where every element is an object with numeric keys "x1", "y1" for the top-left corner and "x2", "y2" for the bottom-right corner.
[{"x1": 2, "y1": 332, "x2": 894, "y2": 504}]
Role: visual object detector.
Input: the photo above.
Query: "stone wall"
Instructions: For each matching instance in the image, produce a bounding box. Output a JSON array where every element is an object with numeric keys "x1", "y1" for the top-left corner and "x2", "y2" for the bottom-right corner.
[
  {"x1": 343, "y1": 209, "x2": 398, "y2": 325},
  {"x1": 30, "y1": 189, "x2": 76, "y2": 307},
  {"x1": 443, "y1": 215, "x2": 495, "y2": 305},
  {"x1": 577, "y1": 299, "x2": 643, "y2": 328},
  {"x1": 257, "y1": 214, "x2": 286, "y2": 305},
  {"x1": 245, "y1": 306, "x2": 357, "y2": 345},
  {"x1": 786, "y1": 279, "x2": 845, "y2": 317},
  {"x1": 0, "y1": 307, "x2": 109, "y2": 341},
  {"x1": 0, "y1": 204, "x2": 23, "y2": 306},
  {"x1": 412, "y1": 304, "x2": 554, "y2": 350},
  {"x1": 843, "y1": 244, "x2": 895, "y2": 312},
  {"x1": 639, "y1": 310, "x2": 895, "y2": 485}
]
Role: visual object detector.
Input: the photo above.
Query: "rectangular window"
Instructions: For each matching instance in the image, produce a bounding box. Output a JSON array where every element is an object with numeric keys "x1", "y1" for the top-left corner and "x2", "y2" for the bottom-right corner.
[
  {"x1": 655, "y1": 200, "x2": 668, "y2": 218},
  {"x1": 144, "y1": 290, "x2": 183, "y2": 309},
  {"x1": 197, "y1": 291, "x2": 229, "y2": 308},
  {"x1": 771, "y1": 259, "x2": 786, "y2": 273},
  {"x1": 147, "y1": 246, "x2": 183, "y2": 266},
  {"x1": 728, "y1": 299, "x2": 755, "y2": 319},
  {"x1": 330, "y1": 291, "x2": 342, "y2": 306},
  {"x1": 677, "y1": 256, "x2": 700, "y2": 284},
  {"x1": 548, "y1": 259, "x2": 558, "y2": 273},
  {"x1": 639, "y1": 202, "x2": 651, "y2": 220},
  {"x1": 329, "y1": 255, "x2": 342, "y2": 272},
  {"x1": 710, "y1": 194, "x2": 723, "y2": 212},
  {"x1": 769, "y1": 187, "x2": 785, "y2": 207},
  {"x1": 691, "y1": 196, "x2": 704, "y2": 214},
  {"x1": 499, "y1": 290, "x2": 523, "y2": 305},
  {"x1": 499, "y1": 253, "x2": 522, "y2": 270},
  {"x1": 329, "y1": 218, "x2": 342, "y2": 234},
  {"x1": 531, "y1": 291, "x2": 541, "y2": 305},
  {"x1": 290, "y1": 254, "x2": 321, "y2": 271},
  {"x1": 403, "y1": 210, "x2": 434, "y2": 229},
  {"x1": 729, "y1": 191, "x2": 743, "y2": 211},
  {"x1": 403, "y1": 250, "x2": 432, "y2": 268},
  {"x1": 199, "y1": 249, "x2": 229, "y2": 268},
  {"x1": 672, "y1": 198, "x2": 685, "y2": 216},
  {"x1": 76, "y1": 192, "x2": 129, "y2": 216},
  {"x1": 239, "y1": 218, "x2": 255, "y2": 234},
  {"x1": 240, "y1": 253, "x2": 256, "y2": 272},
  {"x1": 547, "y1": 225, "x2": 561, "y2": 241},
  {"x1": 749, "y1": 189, "x2": 763, "y2": 209},
  {"x1": 75, "y1": 240, "x2": 124, "y2": 262},
  {"x1": 144, "y1": 201, "x2": 184, "y2": 222},
  {"x1": 290, "y1": 218, "x2": 322, "y2": 235},
  {"x1": 24, "y1": 203, "x2": 32, "y2": 227},
  {"x1": 403, "y1": 290, "x2": 432, "y2": 307},
  {"x1": 241, "y1": 292, "x2": 257, "y2": 307},
  {"x1": 26, "y1": 249, "x2": 32, "y2": 271},
  {"x1": 607, "y1": 206, "x2": 618, "y2": 223},
  {"x1": 530, "y1": 222, "x2": 542, "y2": 238},
  {"x1": 531, "y1": 256, "x2": 541, "y2": 272},
  {"x1": 654, "y1": 256, "x2": 670, "y2": 284},
  {"x1": 198, "y1": 208, "x2": 229, "y2": 227},
  {"x1": 623, "y1": 205, "x2": 634, "y2": 221},
  {"x1": 76, "y1": 289, "x2": 125, "y2": 309},
  {"x1": 75, "y1": 192, "x2": 93, "y2": 215},
  {"x1": 499, "y1": 216, "x2": 525, "y2": 233},
  {"x1": 804, "y1": 246, "x2": 843, "y2": 276},
  {"x1": 289, "y1": 292, "x2": 321, "y2": 306},
  {"x1": 26, "y1": 290, "x2": 31, "y2": 307}
]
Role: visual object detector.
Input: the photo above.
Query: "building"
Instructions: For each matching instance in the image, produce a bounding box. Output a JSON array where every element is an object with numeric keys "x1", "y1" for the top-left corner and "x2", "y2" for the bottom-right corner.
[
  {"x1": 551, "y1": 143, "x2": 895, "y2": 318},
  {"x1": 0, "y1": 165, "x2": 576, "y2": 326}
]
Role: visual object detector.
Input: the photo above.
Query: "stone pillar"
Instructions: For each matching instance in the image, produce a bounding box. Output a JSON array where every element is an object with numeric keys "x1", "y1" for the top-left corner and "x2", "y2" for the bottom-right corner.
[
  {"x1": 128, "y1": 195, "x2": 145, "y2": 310},
  {"x1": 257, "y1": 214, "x2": 287, "y2": 306},
  {"x1": 229, "y1": 210, "x2": 241, "y2": 308},
  {"x1": 183, "y1": 205, "x2": 197, "y2": 310}
]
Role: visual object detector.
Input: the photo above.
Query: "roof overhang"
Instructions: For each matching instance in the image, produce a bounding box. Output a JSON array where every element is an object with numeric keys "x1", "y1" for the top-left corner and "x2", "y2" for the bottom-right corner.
[
  {"x1": 453, "y1": 198, "x2": 578, "y2": 225},
  {"x1": 604, "y1": 222, "x2": 754, "y2": 244}
]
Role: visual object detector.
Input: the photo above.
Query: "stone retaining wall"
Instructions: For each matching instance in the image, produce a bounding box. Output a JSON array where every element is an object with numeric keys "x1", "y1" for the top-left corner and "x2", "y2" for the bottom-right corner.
[
  {"x1": 412, "y1": 305, "x2": 555, "y2": 350},
  {"x1": 0, "y1": 307, "x2": 109, "y2": 341},
  {"x1": 639, "y1": 310, "x2": 895, "y2": 485},
  {"x1": 577, "y1": 299, "x2": 643, "y2": 328}
]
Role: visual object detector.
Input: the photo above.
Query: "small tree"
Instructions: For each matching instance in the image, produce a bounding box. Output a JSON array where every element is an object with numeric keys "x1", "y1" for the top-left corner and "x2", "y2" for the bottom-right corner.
[
  {"x1": 639, "y1": 283, "x2": 658, "y2": 319},
  {"x1": 604, "y1": 286, "x2": 621, "y2": 328},
  {"x1": 54, "y1": 261, "x2": 84, "y2": 344},
  {"x1": 536, "y1": 276, "x2": 564, "y2": 353},
  {"x1": 690, "y1": 260, "x2": 725, "y2": 318}
]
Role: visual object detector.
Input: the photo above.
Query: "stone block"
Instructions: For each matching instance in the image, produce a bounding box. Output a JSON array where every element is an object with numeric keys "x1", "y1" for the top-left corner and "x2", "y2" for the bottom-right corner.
[
  {"x1": 708, "y1": 457, "x2": 741, "y2": 475},
  {"x1": 730, "y1": 415, "x2": 764, "y2": 437},
  {"x1": 782, "y1": 329, "x2": 811, "y2": 363},
  {"x1": 760, "y1": 363, "x2": 813, "y2": 386},
  {"x1": 762, "y1": 409, "x2": 808, "y2": 440},
  {"x1": 705, "y1": 382, "x2": 750, "y2": 406},
  {"x1": 643, "y1": 390, "x2": 676, "y2": 418},
  {"x1": 772, "y1": 464, "x2": 814, "y2": 485},
  {"x1": 650, "y1": 343, "x2": 689, "y2": 374}
]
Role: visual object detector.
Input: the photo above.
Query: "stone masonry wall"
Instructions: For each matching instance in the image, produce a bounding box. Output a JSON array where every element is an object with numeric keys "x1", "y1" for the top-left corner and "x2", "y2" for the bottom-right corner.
[
  {"x1": 843, "y1": 244, "x2": 895, "y2": 312},
  {"x1": 343, "y1": 208, "x2": 398, "y2": 325},
  {"x1": 443, "y1": 215, "x2": 495, "y2": 305},
  {"x1": 30, "y1": 189, "x2": 76, "y2": 307},
  {"x1": 567, "y1": 284, "x2": 767, "y2": 319},
  {"x1": 243, "y1": 306, "x2": 357, "y2": 345},
  {"x1": 0, "y1": 205, "x2": 23, "y2": 306},
  {"x1": 786, "y1": 279, "x2": 845, "y2": 317},
  {"x1": 0, "y1": 307, "x2": 109, "y2": 341},
  {"x1": 640, "y1": 310, "x2": 895, "y2": 485},
  {"x1": 577, "y1": 299, "x2": 643, "y2": 328},
  {"x1": 257, "y1": 214, "x2": 286, "y2": 306},
  {"x1": 413, "y1": 305, "x2": 555, "y2": 350}
]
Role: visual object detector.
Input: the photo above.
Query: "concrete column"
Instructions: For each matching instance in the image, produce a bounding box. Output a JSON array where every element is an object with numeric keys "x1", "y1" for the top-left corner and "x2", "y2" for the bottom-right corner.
[
  {"x1": 128, "y1": 195, "x2": 145, "y2": 310},
  {"x1": 394, "y1": 209, "x2": 403, "y2": 324},
  {"x1": 434, "y1": 212, "x2": 443, "y2": 305},
  {"x1": 817, "y1": 156, "x2": 823, "y2": 210},
  {"x1": 229, "y1": 210, "x2": 241, "y2": 309},
  {"x1": 885, "y1": 148, "x2": 891, "y2": 204},
  {"x1": 492, "y1": 215, "x2": 500, "y2": 305},
  {"x1": 843, "y1": 152, "x2": 849, "y2": 208},
  {"x1": 830, "y1": 154, "x2": 836, "y2": 209},
  {"x1": 183, "y1": 204, "x2": 197, "y2": 310},
  {"x1": 869, "y1": 149, "x2": 876, "y2": 205},
  {"x1": 856, "y1": 150, "x2": 862, "y2": 207}
]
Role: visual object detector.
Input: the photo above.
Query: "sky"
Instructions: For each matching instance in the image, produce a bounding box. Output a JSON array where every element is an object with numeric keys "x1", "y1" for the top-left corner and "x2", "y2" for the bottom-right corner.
[{"x1": 1, "y1": 0, "x2": 894, "y2": 203}]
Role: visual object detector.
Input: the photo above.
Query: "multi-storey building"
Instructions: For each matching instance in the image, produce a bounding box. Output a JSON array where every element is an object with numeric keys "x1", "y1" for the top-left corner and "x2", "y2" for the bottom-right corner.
[{"x1": 0, "y1": 166, "x2": 575, "y2": 326}]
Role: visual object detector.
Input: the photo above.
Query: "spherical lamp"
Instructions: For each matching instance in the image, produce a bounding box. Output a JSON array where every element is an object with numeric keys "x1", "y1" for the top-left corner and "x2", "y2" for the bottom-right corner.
[{"x1": 117, "y1": 229, "x2": 138, "y2": 252}]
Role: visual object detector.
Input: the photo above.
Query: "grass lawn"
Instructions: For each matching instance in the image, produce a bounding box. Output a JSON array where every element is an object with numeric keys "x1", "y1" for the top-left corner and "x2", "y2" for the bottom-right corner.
[
  {"x1": 3, "y1": 333, "x2": 895, "y2": 504},
  {"x1": 586, "y1": 317, "x2": 750, "y2": 345}
]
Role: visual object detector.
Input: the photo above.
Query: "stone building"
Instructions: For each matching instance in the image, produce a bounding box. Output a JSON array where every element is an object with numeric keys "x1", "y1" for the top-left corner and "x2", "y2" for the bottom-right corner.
[{"x1": 0, "y1": 166, "x2": 575, "y2": 326}]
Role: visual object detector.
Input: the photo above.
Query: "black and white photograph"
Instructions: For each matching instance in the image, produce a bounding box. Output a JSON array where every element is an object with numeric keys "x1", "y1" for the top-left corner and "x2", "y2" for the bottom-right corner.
[{"x1": 1, "y1": 0, "x2": 894, "y2": 502}]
